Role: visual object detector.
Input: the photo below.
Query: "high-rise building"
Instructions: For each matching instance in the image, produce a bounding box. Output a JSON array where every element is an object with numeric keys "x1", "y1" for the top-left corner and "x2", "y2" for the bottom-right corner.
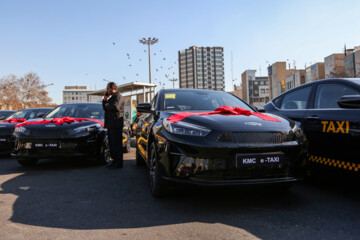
[
  {"x1": 178, "y1": 46, "x2": 224, "y2": 91},
  {"x1": 241, "y1": 70, "x2": 269, "y2": 107},
  {"x1": 63, "y1": 86, "x2": 96, "y2": 103}
]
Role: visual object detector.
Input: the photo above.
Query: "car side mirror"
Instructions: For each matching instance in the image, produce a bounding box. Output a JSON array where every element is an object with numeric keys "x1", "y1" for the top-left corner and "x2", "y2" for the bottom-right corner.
[
  {"x1": 136, "y1": 103, "x2": 154, "y2": 113},
  {"x1": 255, "y1": 106, "x2": 266, "y2": 113},
  {"x1": 337, "y1": 95, "x2": 360, "y2": 109},
  {"x1": 36, "y1": 113, "x2": 45, "y2": 118}
]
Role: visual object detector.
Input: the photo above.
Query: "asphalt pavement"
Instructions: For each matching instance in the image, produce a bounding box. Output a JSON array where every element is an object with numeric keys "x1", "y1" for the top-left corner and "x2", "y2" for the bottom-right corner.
[{"x1": 0, "y1": 147, "x2": 359, "y2": 240}]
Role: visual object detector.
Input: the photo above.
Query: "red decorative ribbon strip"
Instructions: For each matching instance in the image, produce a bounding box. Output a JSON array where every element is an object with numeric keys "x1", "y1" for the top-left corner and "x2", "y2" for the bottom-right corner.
[
  {"x1": 15, "y1": 117, "x2": 104, "y2": 128},
  {"x1": 167, "y1": 106, "x2": 281, "y2": 123},
  {"x1": 0, "y1": 118, "x2": 27, "y2": 124}
]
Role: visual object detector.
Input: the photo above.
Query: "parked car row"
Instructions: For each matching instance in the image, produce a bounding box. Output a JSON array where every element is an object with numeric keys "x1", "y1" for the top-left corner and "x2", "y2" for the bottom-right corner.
[
  {"x1": 2, "y1": 78, "x2": 358, "y2": 198},
  {"x1": 0, "y1": 103, "x2": 132, "y2": 166}
]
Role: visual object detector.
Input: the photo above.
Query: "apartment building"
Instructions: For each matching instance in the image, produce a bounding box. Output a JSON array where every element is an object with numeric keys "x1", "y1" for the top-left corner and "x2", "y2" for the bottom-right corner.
[{"x1": 178, "y1": 46, "x2": 224, "y2": 91}]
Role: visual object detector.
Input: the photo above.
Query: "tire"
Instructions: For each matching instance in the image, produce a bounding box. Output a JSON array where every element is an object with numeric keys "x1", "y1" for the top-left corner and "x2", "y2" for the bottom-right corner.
[
  {"x1": 17, "y1": 158, "x2": 38, "y2": 167},
  {"x1": 135, "y1": 144, "x2": 145, "y2": 166},
  {"x1": 98, "y1": 139, "x2": 111, "y2": 165},
  {"x1": 148, "y1": 142, "x2": 168, "y2": 198}
]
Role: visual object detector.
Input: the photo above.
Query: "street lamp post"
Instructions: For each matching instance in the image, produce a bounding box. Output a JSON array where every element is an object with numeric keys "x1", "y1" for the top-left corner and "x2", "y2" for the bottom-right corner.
[
  {"x1": 169, "y1": 78, "x2": 178, "y2": 89},
  {"x1": 139, "y1": 37, "x2": 158, "y2": 100}
]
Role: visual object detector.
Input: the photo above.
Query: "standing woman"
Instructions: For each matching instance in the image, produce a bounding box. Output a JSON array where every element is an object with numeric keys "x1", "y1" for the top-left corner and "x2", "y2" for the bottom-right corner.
[{"x1": 102, "y1": 82, "x2": 125, "y2": 169}]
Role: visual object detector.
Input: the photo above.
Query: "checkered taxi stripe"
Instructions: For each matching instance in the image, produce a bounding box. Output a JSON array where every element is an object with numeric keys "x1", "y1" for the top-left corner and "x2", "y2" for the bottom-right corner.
[{"x1": 309, "y1": 155, "x2": 360, "y2": 172}]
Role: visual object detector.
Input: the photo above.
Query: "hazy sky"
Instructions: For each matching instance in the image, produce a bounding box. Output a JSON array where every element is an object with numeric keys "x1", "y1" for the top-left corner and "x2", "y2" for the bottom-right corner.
[{"x1": 1, "y1": 0, "x2": 360, "y2": 104}]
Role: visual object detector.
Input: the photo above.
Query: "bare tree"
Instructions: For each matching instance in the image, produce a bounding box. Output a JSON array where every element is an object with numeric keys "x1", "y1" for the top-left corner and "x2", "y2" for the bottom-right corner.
[{"x1": 0, "y1": 72, "x2": 52, "y2": 110}]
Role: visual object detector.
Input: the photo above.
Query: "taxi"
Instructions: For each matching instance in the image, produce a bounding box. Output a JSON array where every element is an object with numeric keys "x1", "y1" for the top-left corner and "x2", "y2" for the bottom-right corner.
[{"x1": 264, "y1": 78, "x2": 360, "y2": 174}]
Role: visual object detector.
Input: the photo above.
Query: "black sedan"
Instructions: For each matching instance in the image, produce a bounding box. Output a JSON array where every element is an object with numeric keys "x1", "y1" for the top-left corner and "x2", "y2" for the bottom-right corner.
[
  {"x1": 135, "y1": 89, "x2": 307, "y2": 197},
  {"x1": 11, "y1": 103, "x2": 132, "y2": 166},
  {"x1": 264, "y1": 78, "x2": 360, "y2": 175},
  {"x1": 0, "y1": 108, "x2": 52, "y2": 154}
]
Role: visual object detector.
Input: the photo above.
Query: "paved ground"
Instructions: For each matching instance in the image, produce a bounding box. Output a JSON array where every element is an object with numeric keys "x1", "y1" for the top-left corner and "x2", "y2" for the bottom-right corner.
[{"x1": 0, "y1": 147, "x2": 360, "y2": 240}]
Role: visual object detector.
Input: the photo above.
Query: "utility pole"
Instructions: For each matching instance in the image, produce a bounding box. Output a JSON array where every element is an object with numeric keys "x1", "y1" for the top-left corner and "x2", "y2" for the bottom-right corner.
[{"x1": 169, "y1": 78, "x2": 178, "y2": 89}]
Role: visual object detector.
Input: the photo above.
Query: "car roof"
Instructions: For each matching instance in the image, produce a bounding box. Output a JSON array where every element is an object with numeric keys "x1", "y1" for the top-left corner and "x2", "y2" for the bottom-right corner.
[
  {"x1": 60, "y1": 102, "x2": 102, "y2": 106},
  {"x1": 19, "y1": 107, "x2": 53, "y2": 111},
  {"x1": 274, "y1": 78, "x2": 360, "y2": 100},
  {"x1": 163, "y1": 88, "x2": 227, "y2": 94}
]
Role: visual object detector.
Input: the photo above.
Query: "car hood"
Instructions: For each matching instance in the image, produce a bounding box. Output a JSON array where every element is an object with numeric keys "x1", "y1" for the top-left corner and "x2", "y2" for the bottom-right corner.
[
  {"x1": 160, "y1": 111, "x2": 293, "y2": 132},
  {"x1": 17, "y1": 119, "x2": 103, "y2": 138}
]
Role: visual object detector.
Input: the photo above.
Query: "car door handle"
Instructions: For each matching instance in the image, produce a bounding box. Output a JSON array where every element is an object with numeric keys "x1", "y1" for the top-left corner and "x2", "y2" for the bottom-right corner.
[{"x1": 306, "y1": 115, "x2": 319, "y2": 120}]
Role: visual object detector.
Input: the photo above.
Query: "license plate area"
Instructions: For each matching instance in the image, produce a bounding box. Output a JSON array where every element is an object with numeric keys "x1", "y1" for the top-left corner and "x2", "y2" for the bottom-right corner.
[
  {"x1": 33, "y1": 142, "x2": 60, "y2": 149},
  {"x1": 236, "y1": 152, "x2": 284, "y2": 168}
]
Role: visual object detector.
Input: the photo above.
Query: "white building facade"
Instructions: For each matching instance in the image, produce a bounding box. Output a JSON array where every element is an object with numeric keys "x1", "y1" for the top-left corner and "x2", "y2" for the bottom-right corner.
[{"x1": 63, "y1": 86, "x2": 95, "y2": 104}]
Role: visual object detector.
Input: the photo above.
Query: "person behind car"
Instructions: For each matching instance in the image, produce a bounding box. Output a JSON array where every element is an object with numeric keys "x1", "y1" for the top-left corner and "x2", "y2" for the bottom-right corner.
[{"x1": 102, "y1": 82, "x2": 125, "y2": 169}]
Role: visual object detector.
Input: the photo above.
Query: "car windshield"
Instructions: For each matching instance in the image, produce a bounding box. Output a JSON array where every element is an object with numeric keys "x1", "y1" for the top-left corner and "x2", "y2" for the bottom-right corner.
[
  {"x1": 163, "y1": 91, "x2": 252, "y2": 111},
  {"x1": 5, "y1": 109, "x2": 46, "y2": 120},
  {"x1": 46, "y1": 104, "x2": 104, "y2": 119}
]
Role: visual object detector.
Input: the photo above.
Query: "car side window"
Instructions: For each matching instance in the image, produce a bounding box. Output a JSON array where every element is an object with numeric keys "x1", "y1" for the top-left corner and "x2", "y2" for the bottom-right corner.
[
  {"x1": 314, "y1": 83, "x2": 360, "y2": 109},
  {"x1": 280, "y1": 86, "x2": 312, "y2": 110}
]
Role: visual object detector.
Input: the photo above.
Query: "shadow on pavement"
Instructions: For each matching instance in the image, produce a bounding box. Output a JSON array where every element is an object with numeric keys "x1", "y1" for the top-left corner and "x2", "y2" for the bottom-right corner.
[{"x1": 0, "y1": 156, "x2": 359, "y2": 239}]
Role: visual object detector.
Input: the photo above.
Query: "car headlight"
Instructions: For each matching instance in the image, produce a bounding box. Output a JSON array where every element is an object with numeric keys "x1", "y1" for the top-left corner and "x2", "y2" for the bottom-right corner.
[
  {"x1": 74, "y1": 124, "x2": 101, "y2": 133},
  {"x1": 163, "y1": 119, "x2": 211, "y2": 137},
  {"x1": 291, "y1": 123, "x2": 303, "y2": 138},
  {"x1": 14, "y1": 126, "x2": 30, "y2": 136}
]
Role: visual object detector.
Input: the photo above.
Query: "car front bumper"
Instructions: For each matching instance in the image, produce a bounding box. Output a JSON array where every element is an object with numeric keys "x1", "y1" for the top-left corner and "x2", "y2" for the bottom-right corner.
[
  {"x1": 155, "y1": 131, "x2": 307, "y2": 185},
  {"x1": 11, "y1": 136, "x2": 99, "y2": 160}
]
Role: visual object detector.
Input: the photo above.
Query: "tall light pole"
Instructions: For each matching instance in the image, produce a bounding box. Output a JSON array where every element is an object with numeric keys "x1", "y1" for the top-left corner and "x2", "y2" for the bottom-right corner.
[
  {"x1": 169, "y1": 78, "x2": 178, "y2": 89},
  {"x1": 139, "y1": 37, "x2": 158, "y2": 99}
]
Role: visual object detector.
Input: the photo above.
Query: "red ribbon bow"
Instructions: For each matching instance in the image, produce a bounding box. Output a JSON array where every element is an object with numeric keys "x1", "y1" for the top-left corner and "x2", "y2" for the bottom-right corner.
[
  {"x1": 167, "y1": 106, "x2": 281, "y2": 123},
  {"x1": 0, "y1": 118, "x2": 27, "y2": 124},
  {"x1": 15, "y1": 117, "x2": 104, "y2": 128}
]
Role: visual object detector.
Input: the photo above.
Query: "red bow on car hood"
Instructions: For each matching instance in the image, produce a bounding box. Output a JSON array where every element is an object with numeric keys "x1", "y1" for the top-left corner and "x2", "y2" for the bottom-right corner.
[
  {"x1": 167, "y1": 106, "x2": 281, "y2": 123},
  {"x1": 0, "y1": 118, "x2": 27, "y2": 124},
  {"x1": 15, "y1": 117, "x2": 104, "y2": 128}
]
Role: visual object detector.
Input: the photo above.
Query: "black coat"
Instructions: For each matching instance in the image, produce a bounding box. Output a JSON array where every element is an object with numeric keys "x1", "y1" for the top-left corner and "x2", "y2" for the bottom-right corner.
[{"x1": 102, "y1": 92, "x2": 125, "y2": 129}]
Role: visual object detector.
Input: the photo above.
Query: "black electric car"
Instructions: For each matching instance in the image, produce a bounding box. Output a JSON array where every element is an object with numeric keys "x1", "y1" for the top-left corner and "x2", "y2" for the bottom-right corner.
[
  {"x1": 11, "y1": 103, "x2": 132, "y2": 166},
  {"x1": 135, "y1": 89, "x2": 307, "y2": 197},
  {"x1": 264, "y1": 78, "x2": 360, "y2": 174},
  {"x1": 0, "y1": 108, "x2": 52, "y2": 154}
]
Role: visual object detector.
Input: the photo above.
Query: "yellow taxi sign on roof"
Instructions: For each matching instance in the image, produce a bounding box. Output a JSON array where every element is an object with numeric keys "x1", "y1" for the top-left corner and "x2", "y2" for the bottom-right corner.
[{"x1": 165, "y1": 94, "x2": 176, "y2": 99}]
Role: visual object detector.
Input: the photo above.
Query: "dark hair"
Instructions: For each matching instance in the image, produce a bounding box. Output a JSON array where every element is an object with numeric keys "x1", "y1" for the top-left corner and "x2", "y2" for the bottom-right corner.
[{"x1": 108, "y1": 82, "x2": 117, "y2": 90}]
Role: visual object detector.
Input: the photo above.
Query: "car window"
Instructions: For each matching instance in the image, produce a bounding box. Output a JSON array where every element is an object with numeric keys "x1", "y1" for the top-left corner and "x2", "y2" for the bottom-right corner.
[
  {"x1": 314, "y1": 83, "x2": 360, "y2": 109},
  {"x1": 280, "y1": 86, "x2": 312, "y2": 110},
  {"x1": 46, "y1": 105, "x2": 104, "y2": 119},
  {"x1": 28, "y1": 111, "x2": 38, "y2": 119},
  {"x1": 6, "y1": 111, "x2": 26, "y2": 120}
]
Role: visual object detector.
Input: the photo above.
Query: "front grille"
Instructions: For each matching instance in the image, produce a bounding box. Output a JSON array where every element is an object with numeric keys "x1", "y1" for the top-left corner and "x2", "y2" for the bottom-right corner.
[{"x1": 231, "y1": 132, "x2": 291, "y2": 144}]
